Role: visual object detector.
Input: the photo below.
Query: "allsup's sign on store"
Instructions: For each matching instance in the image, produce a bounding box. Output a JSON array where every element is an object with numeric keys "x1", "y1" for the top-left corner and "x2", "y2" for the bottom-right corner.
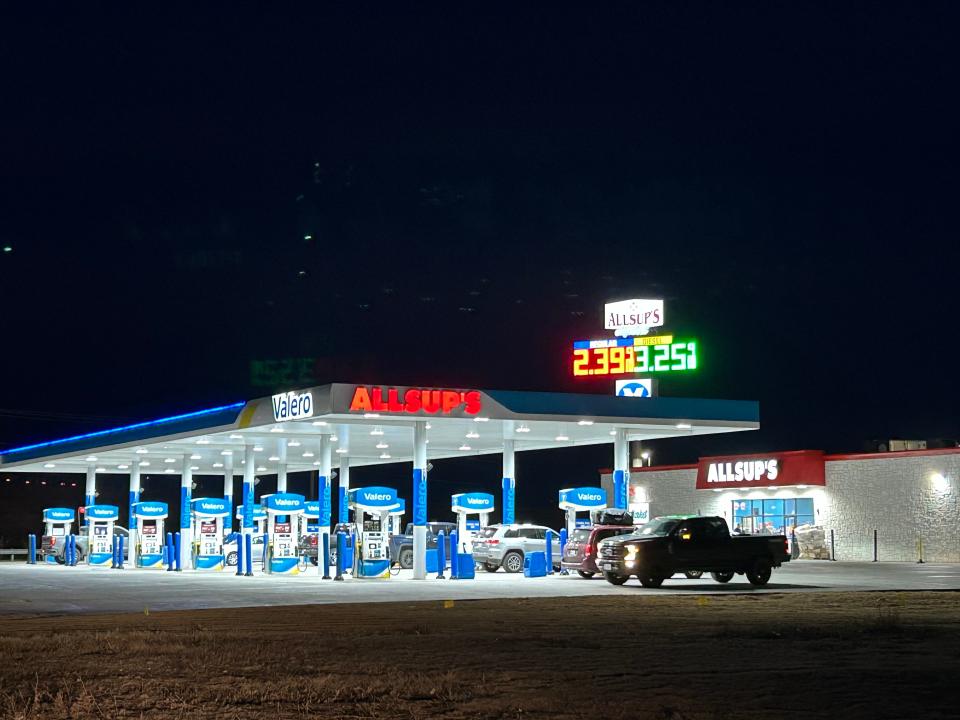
[{"x1": 695, "y1": 450, "x2": 826, "y2": 490}]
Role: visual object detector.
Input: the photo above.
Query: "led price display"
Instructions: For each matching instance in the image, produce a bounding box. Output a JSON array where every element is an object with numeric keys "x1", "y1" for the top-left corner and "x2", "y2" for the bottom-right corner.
[{"x1": 572, "y1": 339, "x2": 698, "y2": 376}]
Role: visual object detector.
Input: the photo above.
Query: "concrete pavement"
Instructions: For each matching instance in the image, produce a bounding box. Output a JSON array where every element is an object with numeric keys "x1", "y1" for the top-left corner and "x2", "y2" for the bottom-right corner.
[{"x1": 1, "y1": 560, "x2": 958, "y2": 616}]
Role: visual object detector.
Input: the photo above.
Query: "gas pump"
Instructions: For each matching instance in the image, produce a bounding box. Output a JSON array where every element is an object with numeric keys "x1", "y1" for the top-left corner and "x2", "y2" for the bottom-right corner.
[
  {"x1": 131, "y1": 501, "x2": 167, "y2": 568},
  {"x1": 84, "y1": 505, "x2": 119, "y2": 566},
  {"x1": 191, "y1": 498, "x2": 229, "y2": 570},
  {"x1": 41, "y1": 508, "x2": 74, "y2": 564},
  {"x1": 301, "y1": 500, "x2": 320, "y2": 566},
  {"x1": 558, "y1": 487, "x2": 608, "y2": 534},
  {"x1": 387, "y1": 499, "x2": 406, "y2": 536},
  {"x1": 347, "y1": 486, "x2": 401, "y2": 578},
  {"x1": 263, "y1": 493, "x2": 305, "y2": 575},
  {"x1": 451, "y1": 492, "x2": 495, "y2": 553},
  {"x1": 235, "y1": 505, "x2": 266, "y2": 537}
]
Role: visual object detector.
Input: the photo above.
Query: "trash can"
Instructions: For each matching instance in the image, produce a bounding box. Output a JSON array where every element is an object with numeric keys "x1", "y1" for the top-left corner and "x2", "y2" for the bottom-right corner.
[
  {"x1": 523, "y1": 551, "x2": 547, "y2": 577},
  {"x1": 457, "y1": 553, "x2": 475, "y2": 579}
]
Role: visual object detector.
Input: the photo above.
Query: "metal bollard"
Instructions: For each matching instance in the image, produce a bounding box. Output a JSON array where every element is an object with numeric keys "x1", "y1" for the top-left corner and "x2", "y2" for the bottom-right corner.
[
  {"x1": 27, "y1": 534, "x2": 36, "y2": 564},
  {"x1": 559, "y1": 528, "x2": 568, "y2": 575},
  {"x1": 830, "y1": 529, "x2": 836, "y2": 561},
  {"x1": 437, "y1": 530, "x2": 446, "y2": 579},
  {"x1": 67, "y1": 535, "x2": 74, "y2": 566},
  {"x1": 334, "y1": 532, "x2": 345, "y2": 581},
  {"x1": 235, "y1": 534, "x2": 244, "y2": 576},
  {"x1": 546, "y1": 530, "x2": 555, "y2": 575},
  {"x1": 244, "y1": 533, "x2": 253, "y2": 576},
  {"x1": 64, "y1": 535, "x2": 71, "y2": 566},
  {"x1": 174, "y1": 532, "x2": 182, "y2": 571},
  {"x1": 872, "y1": 529, "x2": 878, "y2": 562},
  {"x1": 450, "y1": 531, "x2": 459, "y2": 579},
  {"x1": 162, "y1": 544, "x2": 168, "y2": 569},
  {"x1": 118, "y1": 535, "x2": 125, "y2": 569},
  {"x1": 917, "y1": 536, "x2": 925, "y2": 564},
  {"x1": 166, "y1": 532, "x2": 175, "y2": 571},
  {"x1": 111, "y1": 536, "x2": 118, "y2": 569},
  {"x1": 321, "y1": 532, "x2": 331, "y2": 580}
]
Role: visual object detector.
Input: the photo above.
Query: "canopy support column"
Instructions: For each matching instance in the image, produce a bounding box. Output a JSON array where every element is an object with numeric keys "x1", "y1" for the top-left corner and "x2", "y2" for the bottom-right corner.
[
  {"x1": 180, "y1": 457, "x2": 193, "y2": 570},
  {"x1": 338, "y1": 454, "x2": 350, "y2": 524},
  {"x1": 318, "y1": 435, "x2": 332, "y2": 557},
  {"x1": 84, "y1": 465, "x2": 96, "y2": 515},
  {"x1": 502, "y1": 439, "x2": 515, "y2": 525},
  {"x1": 223, "y1": 454, "x2": 234, "y2": 534},
  {"x1": 412, "y1": 421, "x2": 428, "y2": 580},
  {"x1": 129, "y1": 463, "x2": 141, "y2": 568},
  {"x1": 613, "y1": 428, "x2": 630, "y2": 510}
]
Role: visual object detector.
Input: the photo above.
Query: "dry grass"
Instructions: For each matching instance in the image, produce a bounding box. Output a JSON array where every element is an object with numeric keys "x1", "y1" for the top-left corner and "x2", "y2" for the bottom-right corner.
[{"x1": 1, "y1": 592, "x2": 958, "y2": 719}]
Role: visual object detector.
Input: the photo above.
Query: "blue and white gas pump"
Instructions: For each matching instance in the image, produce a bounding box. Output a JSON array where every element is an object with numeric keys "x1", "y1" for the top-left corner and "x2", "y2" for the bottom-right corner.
[
  {"x1": 301, "y1": 500, "x2": 320, "y2": 538},
  {"x1": 348, "y1": 486, "x2": 401, "y2": 579},
  {"x1": 84, "y1": 505, "x2": 119, "y2": 566},
  {"x1": 132, "y1": 501, "x2": 167, "y2": 568},
  {"x1": 558, "y1": 487, "x2": 608, "y2": 534},
  {"x1": 263, "y1": 493, "x2": 305, "y2": 575},
  {"x1": 451, "y1": 492, "x2": 495, "y2": 553},
  {"x1": 191, "y1": 498, "x2": 229, "y2": 570},
  {"x1": 387, "y1": 498, "x2": 406, "y2": 537},
  {"x1": 235, "y1": 505, "x2": 266, "y2": 536},
  {"x1": 42, "y1": 508, "x2": 74, "y2": 564}
]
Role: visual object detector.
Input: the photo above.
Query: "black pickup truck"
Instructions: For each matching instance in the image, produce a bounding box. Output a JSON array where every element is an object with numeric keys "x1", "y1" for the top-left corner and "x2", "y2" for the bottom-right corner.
[{"x1": 597, "y1": 516, "x2": 790, "y2": 588}]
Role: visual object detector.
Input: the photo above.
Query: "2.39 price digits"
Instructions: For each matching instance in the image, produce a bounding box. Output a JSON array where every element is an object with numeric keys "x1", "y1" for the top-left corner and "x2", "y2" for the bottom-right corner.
[{"x1": 572, "y1": 341, "x2": 697, "y2": 376}]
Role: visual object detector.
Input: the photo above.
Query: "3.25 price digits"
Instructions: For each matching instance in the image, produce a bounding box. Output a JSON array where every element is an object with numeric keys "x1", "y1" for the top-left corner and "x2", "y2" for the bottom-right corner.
[{"x1": 572, "y1": 341, "x2": 697, "y2": 376}]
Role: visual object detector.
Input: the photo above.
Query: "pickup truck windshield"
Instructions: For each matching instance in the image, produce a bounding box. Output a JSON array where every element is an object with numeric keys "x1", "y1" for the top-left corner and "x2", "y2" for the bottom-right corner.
[{"x1": 635, "y1": 518, "x2": 681, "y2": 537}]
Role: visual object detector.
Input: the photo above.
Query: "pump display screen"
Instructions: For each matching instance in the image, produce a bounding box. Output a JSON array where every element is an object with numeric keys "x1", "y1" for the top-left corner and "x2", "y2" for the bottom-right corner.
[
  {"x1": 275, "y1": 523, "x2": 291, "y2": 534},
  {"x1": 572, "y1": 338, "x2": 698, "y2": 376},
  {"x1": 51, "y1": 527, "x2": 65, "y2": 536},
  {"x1": 142, "y1": 525, "x2": 156, "y2": 535},
  {"x1": 200, "y1": 522, "x2": 216, "y2": 534}
]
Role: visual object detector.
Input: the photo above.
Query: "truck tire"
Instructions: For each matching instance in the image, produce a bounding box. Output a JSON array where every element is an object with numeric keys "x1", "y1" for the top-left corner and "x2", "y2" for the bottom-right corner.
[
  {"x1": 398, "y1": 548, "x2": 414, "y2": 569},
  {"x1": 684, "y1": 570, "x2": 703, "y2": 579},
  {"x1": 711, "y1": 571, "x2": 735, "y2": 583},
  {"x1": 577, "y1": 570, "x2": 595, "y2": 579},
  {"x1": 484, "y1": 563, "x2": 499, "y2": 573},
  {"x1": 603, "y1": 571, "x2": 630, "y2": 585},
  {"x1": 502, "y1": 551, "x2": 524, "y2": 573},
  {"x1": 746, "y1": 558, "x2": 772, "y2": 586},
  {"x1": 637, "y1": 571, "x2": 664, "y2": 588}
]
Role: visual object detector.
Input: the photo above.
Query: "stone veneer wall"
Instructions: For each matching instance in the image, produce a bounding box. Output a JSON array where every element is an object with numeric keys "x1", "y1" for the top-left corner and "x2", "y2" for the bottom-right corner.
[{"x1": 602, "y1": 449, "x2": 960, "y2": 562}]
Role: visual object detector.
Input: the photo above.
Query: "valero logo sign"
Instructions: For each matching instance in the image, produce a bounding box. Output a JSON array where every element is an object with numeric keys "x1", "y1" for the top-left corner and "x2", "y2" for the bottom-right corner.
[
  {"x1": 272, "y1": 390, "x2": 314, "y2": 422},
  {"x1": 615, "y1": 379, "x2": 653, "y2": 397},
  {"x1": 349, "y1": 386, "x2": 482, "y2": 415}
]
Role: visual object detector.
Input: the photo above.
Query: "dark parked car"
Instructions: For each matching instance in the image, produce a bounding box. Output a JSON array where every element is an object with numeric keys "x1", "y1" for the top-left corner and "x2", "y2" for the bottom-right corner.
[
  {"x1": 298, "y1": 523, "x2": 353, "y2": 565},
  {"x1": 390, "y1": 522, "x2": 457, "y2": 569},
  {"x1": 597, "y1": 516, "x2": 790, "y2": 588},
  {"x1": 561, "y1": 525, "x2": 637, "y2": 578}
]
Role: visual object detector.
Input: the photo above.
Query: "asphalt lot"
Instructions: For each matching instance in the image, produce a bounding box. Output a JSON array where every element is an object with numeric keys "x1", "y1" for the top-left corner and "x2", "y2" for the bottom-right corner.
[{"x1": 1, "y1": 560, "x2": 958, "y2": 616}]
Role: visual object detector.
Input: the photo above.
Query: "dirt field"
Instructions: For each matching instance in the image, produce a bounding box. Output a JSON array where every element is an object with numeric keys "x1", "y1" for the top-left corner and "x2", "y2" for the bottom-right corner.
[{"x1": 1, "y1": 591, "x2": 958, "y2": 719}]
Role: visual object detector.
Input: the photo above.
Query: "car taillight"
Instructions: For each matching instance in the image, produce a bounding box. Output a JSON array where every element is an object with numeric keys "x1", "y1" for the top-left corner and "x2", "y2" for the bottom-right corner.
[
  {"x1": 584, "y1": 546, "x2": 592, "y2": 556},
  {"x1": 487, "y1": 539, "x2": 499, "y2": 545},
  {"x1": 310, "y1": 536, "x2": 318, "y2": 545}
]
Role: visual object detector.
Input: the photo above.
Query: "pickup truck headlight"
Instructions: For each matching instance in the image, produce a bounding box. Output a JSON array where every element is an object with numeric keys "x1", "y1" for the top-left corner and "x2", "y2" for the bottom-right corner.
[{"x1": 624, "y1": 544, "x2": 639, "y2": 560}]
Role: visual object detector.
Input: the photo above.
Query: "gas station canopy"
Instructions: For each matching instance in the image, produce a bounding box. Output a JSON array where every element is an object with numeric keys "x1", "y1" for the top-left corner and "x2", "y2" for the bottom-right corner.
[{"x1": 0, "y1": 383, "x2": 759, "y2": 474}]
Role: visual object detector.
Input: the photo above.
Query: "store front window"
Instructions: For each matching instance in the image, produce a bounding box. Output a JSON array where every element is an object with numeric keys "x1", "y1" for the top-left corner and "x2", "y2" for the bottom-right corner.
[{"x1": 731, "y1": 498, "x2": 814, "y2": 536}]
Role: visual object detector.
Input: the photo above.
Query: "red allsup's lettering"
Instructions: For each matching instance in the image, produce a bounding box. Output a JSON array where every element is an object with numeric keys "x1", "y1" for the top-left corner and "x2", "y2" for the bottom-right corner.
[{"x1": 349, "y1": 386, "x2": 482, "y2": 415}]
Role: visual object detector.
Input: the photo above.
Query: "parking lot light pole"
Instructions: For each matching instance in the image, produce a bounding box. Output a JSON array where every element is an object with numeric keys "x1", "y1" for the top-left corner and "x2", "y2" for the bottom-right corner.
[
  {"x1": 412, "y1": 421, "x2": 428, "y2": 580},
  {"x1": 613, "y1": 428, "x2": 629, "y2": 510}
]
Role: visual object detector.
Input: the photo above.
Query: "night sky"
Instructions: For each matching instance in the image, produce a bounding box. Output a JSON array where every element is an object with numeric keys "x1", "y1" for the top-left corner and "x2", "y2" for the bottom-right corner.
[{"x1": 1, "y1": 5, "x2": 958, "y2": 539}]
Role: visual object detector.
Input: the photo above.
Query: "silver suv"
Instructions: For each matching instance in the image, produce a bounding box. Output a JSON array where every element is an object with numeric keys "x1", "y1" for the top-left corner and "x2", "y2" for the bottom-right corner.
[{"x1": 472, "y1": 524, "x2": 562, "y2": 573}]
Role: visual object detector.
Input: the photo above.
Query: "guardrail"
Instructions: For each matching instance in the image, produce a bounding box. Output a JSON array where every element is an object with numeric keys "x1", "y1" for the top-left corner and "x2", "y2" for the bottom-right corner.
[{"x1": 0, "y1": 548, "x2": 32, "y2": 561}]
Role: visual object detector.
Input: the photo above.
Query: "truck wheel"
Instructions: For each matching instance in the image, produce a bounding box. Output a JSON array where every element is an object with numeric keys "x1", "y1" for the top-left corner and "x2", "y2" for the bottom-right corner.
[
  {"x1": 484, "y1": 563, "x2": 499, "y2": 573},
  {"x1": 603, "y1": 571, "x2": 629, "y2": 585},
  {"x1": 398, "y1": 548, "x2": 414, "y2": 569},
  {"x1": 746, "y1": 558, "x2": 772, "y2": 586},
  {"x1": 711, "y1": 571, "x2": 735, "y2": 583},
  {"x1": 502, "y1": 551, "x2": 524, "y2": 573},
  {"x1": 684, "y1": 570, "x2": 704, "y2": 579},
  {"x1": 577, "y1": 570, "x2": 595, "y2": 579},
  {"x1": 226, "y1": 551, "x2": 238, "y2": 566},
  {"x1": 637, "y1": 571, "x2": 664, "y2": 588}
]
